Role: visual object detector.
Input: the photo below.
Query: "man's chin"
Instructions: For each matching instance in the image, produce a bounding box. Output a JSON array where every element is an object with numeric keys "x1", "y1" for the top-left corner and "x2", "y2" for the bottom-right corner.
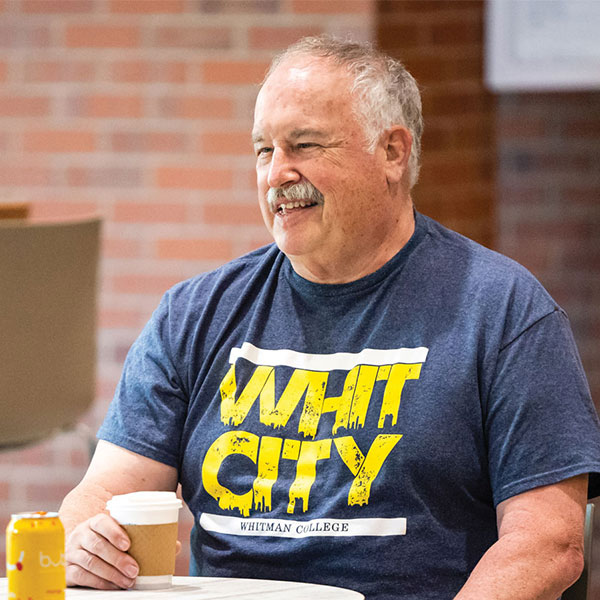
[
  {"x1": 272, "y1": 234, "x2": 315, "y2": 261},
  {"x1": 270, "y1": 214, "x2": 327, "y2": 261}
]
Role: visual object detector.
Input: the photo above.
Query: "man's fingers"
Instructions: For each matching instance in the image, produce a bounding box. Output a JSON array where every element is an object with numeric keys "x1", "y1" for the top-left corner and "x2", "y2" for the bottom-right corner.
[
  {"x1": 78, "y1": 537, "x2": 138, "y2": 580},
  {"x1": 88, "y1": 513, "x2": 130, "y2": 552},
  {"x1": 83, "y1": 514, "x2": 139, "y2": 577},
  {"x1": 65, "y1": 514, "x2": 138, "y2": 589},
  {"x1": 66, "y1": 545, "x2": 136, "y2": 589}
]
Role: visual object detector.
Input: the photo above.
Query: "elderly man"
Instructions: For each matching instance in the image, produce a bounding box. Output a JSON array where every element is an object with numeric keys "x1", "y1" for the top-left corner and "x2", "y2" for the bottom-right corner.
[{"x1": 60, "y1": 36, "x2": 600, "y2": 599}]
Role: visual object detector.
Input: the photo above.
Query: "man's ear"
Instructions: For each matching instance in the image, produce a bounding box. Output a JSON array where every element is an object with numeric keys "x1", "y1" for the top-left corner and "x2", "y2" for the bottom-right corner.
[{"x1": 383, "y1": 126, "x2": 412, "y2": 186}]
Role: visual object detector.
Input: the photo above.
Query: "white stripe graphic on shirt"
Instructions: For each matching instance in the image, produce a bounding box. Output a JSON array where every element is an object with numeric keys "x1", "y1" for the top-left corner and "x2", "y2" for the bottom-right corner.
[
  {"x1": 200, "y1": 513, "x2": 407, "y2": 538},
  {"x1": 228, "y1": 343, "x2": 428, "y2": 371}
]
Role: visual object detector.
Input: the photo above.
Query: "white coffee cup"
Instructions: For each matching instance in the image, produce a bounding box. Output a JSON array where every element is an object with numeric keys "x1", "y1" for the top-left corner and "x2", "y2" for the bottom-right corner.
[{"x1": 106, "y1": 491, "x2": 182, "y2": 590}]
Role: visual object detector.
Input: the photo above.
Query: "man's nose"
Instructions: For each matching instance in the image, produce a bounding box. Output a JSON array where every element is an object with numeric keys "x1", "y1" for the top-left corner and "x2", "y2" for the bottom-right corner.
[{"x1": 267, "y1": 147, "x2": 300, "y2": 189}]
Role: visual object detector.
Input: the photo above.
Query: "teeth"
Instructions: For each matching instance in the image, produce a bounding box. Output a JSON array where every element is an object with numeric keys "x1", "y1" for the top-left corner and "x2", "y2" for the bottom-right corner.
[{"x1": 277, "y1": 200, "x2": 315, "y2": 213}]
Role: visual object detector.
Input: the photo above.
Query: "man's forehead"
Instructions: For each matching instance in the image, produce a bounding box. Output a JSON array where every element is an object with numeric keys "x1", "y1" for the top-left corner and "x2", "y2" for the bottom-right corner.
[
  {"x1": 261, "y1": 55, "x2": 348, "y2": 95},
  {"x1": 278, "y1": 63, "x2": 315, "y2": 85},
  {"x1": 254, "y1": 57, "x2": 352, "y2": 131}
]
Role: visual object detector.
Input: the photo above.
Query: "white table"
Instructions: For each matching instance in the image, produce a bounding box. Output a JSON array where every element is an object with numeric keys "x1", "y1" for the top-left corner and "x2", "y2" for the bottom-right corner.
[{"x1": 0, "y1": 576, "x2": 364, "y2": 599}]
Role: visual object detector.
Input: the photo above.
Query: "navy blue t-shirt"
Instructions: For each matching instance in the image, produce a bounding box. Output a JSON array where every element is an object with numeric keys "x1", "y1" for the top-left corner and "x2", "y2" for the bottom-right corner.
[{"x1": 99, "y1": 212, "x2": 600, "y2": 600}]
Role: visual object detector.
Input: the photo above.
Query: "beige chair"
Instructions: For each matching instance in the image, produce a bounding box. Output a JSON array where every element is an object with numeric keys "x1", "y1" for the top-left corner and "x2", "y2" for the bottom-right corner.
[
  {"x1": 562, "y1": 502, "x2": 595, "y2": 600},
  {"x1": 0, "y1": 217, "x2": 101, "y2": 449}
]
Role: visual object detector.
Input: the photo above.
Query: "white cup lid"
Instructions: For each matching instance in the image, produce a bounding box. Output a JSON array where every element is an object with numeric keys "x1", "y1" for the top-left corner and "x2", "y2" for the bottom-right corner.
[
  {"x1": 106, "y1": 491, "x2": 183, "y2": 524},
  {"x1": 107, "y1": 491, "x2": 182, "y2": 511}
]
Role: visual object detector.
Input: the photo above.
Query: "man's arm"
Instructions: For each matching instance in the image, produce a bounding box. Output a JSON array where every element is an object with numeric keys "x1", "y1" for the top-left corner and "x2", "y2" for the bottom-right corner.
[
  {"x1": 59, "y1": 440, "x2": 178, "y2": 590},
  {"x1": 455, "y1": 474, "x2": 588, "y2": 600}
]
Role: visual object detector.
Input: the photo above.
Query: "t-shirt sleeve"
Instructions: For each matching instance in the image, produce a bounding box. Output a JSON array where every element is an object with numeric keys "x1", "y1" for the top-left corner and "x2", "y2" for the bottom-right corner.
[
  {"x1": 97, "y1": 289, "x2": 188, "y2": 470},
  {"x1": 485, "y1": 309, "x2": 600, "y2": 505}
]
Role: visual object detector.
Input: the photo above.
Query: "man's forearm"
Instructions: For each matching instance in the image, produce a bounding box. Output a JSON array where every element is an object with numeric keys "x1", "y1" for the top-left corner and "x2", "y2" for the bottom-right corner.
[
  {"x1": 59, "y1": 440, "x2": 179, "y2": 536},
  {"x1": 455, "y1": 474, "x2": 587, "y2": 600},
  {"x1": 455, "y1": 525, "x2": 583, "y2": 599}
]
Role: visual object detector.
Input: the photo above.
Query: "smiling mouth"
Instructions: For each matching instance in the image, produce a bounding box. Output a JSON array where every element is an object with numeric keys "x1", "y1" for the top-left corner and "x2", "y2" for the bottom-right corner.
[
  {"x1": 267, "y1": 181, "x2": 324, "y2": 216},
  {"x1": 277, "y1": 200, "x2": 319, "y2": 215}
]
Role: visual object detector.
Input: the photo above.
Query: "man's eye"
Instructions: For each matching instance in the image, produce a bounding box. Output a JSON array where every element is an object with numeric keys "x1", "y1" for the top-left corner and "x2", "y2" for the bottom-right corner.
[
  {"x1": 297, "y1": 142, "x2": 318, "y2": 150},
  {"x1": 256, "y1": 147, "x2": 272, "y2": 157}
]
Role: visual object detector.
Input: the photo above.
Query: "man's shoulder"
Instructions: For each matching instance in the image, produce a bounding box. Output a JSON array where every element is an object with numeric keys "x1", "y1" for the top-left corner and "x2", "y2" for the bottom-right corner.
[
  {"x1": 166, "y1": 242, "x2": 282, "y2": 302},
  {"x1": 416, "y1": 213, "x2": 558, "y2": 324},
  {"x1": 418, "y1": 213, "x2": 545, "y2": 287}
]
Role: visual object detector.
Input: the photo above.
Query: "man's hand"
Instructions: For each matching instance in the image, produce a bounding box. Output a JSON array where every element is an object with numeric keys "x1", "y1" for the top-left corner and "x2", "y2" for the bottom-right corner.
[{"x1": 65, "y1": 512, "x2": 139, "y2": 589}]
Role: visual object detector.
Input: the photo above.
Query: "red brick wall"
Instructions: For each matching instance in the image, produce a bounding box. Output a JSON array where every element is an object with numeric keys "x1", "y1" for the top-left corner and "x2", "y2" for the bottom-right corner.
[
  {"x1": 0, "y1": 0, "x2": 375, "y2": 576},
  {"x1": 378, "y1": 0, "x2": 495, "y2": 248}
]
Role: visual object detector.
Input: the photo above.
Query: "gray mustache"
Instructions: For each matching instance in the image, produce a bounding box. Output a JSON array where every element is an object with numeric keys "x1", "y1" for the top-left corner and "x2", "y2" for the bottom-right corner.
[{"x1": 267, "y1": 181, "x2": 324, "y2": 213}]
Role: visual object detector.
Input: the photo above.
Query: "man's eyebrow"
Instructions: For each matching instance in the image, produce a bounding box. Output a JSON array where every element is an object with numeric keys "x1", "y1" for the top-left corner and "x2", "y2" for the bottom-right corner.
[
  {"x1": 289, "y1": 128, "x2": 327, "y2": 140},
  {"x1": 251, "y1": 128, "x2": 328, "y2": 145}
]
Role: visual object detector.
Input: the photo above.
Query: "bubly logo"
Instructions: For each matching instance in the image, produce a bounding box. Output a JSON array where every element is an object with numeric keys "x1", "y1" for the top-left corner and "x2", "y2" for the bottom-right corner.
[
  {"x1": 39, "y1": 551, "x2": 66, "y2": 568},
  {"x1": 7, "y1": 550, "x2": 65, "y2": 572}
]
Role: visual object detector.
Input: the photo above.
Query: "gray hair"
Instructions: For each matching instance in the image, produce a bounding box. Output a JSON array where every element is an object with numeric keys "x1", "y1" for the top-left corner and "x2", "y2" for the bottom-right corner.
[{"x1": 264, "y1": 35, "x2": 424, "y2": 189}]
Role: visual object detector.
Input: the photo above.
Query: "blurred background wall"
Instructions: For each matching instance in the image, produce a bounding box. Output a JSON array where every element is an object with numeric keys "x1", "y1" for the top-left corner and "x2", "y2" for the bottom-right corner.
[{"x1": 0, "y1": 0, "x2": 598, "y2": 585}]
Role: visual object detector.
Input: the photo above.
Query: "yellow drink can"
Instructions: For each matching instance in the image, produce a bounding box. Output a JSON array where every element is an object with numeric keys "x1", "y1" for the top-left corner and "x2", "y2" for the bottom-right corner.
[{"x1": 6, "y1": 511, "x2": 66, "y2": 599}]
